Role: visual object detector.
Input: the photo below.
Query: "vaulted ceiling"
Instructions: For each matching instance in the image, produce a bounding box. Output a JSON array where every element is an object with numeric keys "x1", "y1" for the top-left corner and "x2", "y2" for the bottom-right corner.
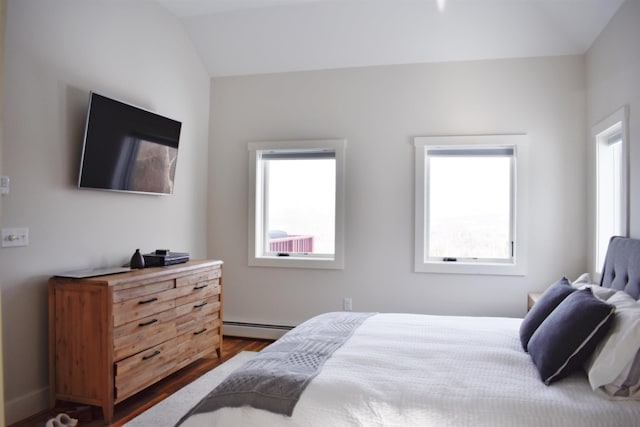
[{"x1": 155, "y1": 0, "x2": 624, "y2": 76}]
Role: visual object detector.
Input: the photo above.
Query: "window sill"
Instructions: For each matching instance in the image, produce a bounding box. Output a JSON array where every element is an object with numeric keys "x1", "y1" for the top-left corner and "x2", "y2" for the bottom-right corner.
[
  {"x1": 415, "y1": 260, "x2": 526, "y2": 276},
  {"x1": 249, "y1": 256, "x2": 344, "y2": 270}
]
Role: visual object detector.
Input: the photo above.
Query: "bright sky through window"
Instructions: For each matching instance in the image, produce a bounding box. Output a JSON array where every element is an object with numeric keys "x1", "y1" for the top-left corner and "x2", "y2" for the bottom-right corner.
[
  {"x1": 428, "y1": 155, "x2": 511, "y2": 259},
  {"x1": 266, "y1": 158, "x2": 336, "y2": 254}
]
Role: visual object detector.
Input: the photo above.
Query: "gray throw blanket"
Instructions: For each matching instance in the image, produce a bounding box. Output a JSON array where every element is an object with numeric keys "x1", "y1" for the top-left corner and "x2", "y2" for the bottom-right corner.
[{"x1": 175, "y1": 311, "x2": 375, "y2": 424}]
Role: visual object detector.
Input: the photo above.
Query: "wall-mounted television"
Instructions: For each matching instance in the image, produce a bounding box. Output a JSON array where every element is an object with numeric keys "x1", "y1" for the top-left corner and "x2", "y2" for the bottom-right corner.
[{"x1": 78, "y1": 92, "x2": 182, "y2": 195}]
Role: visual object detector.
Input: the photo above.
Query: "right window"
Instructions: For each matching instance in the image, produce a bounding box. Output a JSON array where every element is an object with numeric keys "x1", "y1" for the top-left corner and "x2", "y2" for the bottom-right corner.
[
  {"x1": 594, "y1": 107, "x2": 629, "y2": 273},
  {"x1": 414, "y1": 135, "x2": 528, "y2": 275}
]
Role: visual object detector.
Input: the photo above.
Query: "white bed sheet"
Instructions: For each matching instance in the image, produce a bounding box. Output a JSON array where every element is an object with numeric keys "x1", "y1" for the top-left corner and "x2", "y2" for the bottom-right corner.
[{"x1": 181, "y1": 313, "x2": 640, "y2": 427}]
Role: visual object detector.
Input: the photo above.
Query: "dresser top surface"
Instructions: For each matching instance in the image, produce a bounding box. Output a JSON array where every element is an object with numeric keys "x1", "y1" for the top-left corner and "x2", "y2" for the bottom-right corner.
[{"x1": 50, "y1": 259, "x2": 223, "y2": 287}]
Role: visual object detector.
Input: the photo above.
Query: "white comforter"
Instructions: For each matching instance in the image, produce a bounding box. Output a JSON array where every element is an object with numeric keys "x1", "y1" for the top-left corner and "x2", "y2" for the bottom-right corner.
[{"x1": 180, "y1": 313, "x2": 640, "y2": 427}]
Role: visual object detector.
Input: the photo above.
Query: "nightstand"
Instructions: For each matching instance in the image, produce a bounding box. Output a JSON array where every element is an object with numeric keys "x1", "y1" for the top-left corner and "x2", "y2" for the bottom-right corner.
[{"x1": 527, "y1": 292, "x2": 542, "y2": 312}]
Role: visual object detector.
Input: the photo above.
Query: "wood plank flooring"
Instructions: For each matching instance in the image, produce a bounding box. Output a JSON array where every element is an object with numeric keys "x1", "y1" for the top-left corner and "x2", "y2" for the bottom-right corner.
[{"x1": 9, "y1": 337, "x2": 272, "y2": 427}]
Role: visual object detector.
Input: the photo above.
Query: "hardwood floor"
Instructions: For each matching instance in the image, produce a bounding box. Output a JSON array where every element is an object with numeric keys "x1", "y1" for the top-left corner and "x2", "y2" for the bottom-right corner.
[{"x1": 10, "y1": 337, "x2": 272, "y2": 427}]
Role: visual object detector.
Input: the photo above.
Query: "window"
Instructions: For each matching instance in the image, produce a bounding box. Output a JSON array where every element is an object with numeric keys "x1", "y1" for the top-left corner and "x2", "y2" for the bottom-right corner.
[
  {"x1": 594, "y1": 107, "x2": 628, "y2": 273},
  {"x1": 248, "y1": 139, "x2": 346, "y2": 269},
  {"x1": 414, "y1": 135, "x2": 528, "y2": 275}
]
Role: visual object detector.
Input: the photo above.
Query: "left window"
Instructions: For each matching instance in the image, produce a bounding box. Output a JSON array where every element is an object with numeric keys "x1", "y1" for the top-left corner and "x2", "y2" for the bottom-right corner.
[{"x1": 248, "y1": 139, "x2": 346, "y2": 269}]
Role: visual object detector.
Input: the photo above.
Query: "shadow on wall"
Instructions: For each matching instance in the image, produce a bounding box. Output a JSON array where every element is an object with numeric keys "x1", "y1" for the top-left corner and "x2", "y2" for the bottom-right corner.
[{"x1": 65, "y1": 86, "x2": 92, "y2": 188}]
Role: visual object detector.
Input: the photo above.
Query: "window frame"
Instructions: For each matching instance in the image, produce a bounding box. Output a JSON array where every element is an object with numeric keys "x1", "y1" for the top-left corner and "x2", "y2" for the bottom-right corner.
[
  {"x1": 248, "y1": 139, "x2": 346, "y2": 269},
  {"x1": 593, "y1": 106, "x2": 629, "y2": 274},
  {"x1": 414, "y1": 135, "x2": 528, "y2": 276}
]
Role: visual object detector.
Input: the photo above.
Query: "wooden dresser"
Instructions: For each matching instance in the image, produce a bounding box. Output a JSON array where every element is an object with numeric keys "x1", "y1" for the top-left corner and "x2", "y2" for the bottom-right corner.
[{"x1": 48, "y1": 260, "x2": 223, "y2": 422}]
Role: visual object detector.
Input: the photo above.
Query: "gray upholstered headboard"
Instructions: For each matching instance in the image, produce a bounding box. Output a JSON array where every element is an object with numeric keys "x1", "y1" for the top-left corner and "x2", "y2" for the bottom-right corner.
[{"x1": 600, "y1": 236, "x2": 640, "y2": 299}]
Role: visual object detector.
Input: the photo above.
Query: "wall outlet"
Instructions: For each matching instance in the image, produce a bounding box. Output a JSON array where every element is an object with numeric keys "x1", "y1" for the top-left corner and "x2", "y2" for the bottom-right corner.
[{"x1": 343, "y1": 297, "x2": 353, "y2": 311}]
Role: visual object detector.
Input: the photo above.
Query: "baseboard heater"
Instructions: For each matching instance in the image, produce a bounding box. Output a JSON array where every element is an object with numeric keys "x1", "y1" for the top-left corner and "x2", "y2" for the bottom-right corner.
[{"x1": 223, "y1": 321, "x2": 293, "y2": 340}]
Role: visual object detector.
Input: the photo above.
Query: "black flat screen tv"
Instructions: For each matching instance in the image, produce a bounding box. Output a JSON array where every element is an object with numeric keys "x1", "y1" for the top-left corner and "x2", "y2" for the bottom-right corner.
[{"x1": 78, "y1": 92, "x2": 182, "y2": 195}]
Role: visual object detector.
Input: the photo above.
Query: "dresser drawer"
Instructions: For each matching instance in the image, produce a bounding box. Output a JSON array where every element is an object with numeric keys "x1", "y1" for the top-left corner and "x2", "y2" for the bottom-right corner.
[
  {"x1": 175, "y1": 280, "x2": 220, "y2": 307},
  {"x1": 175, "y1": 299, "x2": 221, "y2": 335},
  {"x1": 112, "y1": 280, "x2": 175, "y2": 304},
  {"x1": 192, "y1": 319, "x2": 221, "y2": 352},
  {"x1": 115, "y1": 340, "x2": 177, "y2": 402},
  {"x1": 176, "y1": 267, "x2": 221, "y2": 288},
  {"x1": 112, "y1": 288, "x2": 177, "y2": 327},
  {"x1": 113, "y1": 308, "x2": 177, "y2": 361},
  {"x1": 175, "y1": 319, "x2": 221, "y2": 366}
]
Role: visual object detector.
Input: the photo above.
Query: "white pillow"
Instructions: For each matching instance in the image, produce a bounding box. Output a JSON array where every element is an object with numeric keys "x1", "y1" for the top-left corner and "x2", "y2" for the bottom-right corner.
[
  {"x1": 571, "y1": 273, "x2": 617, "y2": 300},
  {"x1": 571, "y1": 273, "x2": 616, "y2": 301},
  {"x1": 572, "y1": 272, "x2": 594, "y2": 286},
  {"x1": 580, "y1": 285, "x2": 618, "y2": 301},
  {"x1": 586, "y1": 290, "x2": 640, "y2": 399}
]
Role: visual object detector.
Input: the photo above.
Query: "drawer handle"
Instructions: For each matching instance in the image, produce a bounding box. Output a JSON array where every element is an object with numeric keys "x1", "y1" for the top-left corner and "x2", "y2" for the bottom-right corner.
[
  {"x1": 193, "y1": 284, "x2": 209, "y2": 290},
  {"x1": 142, "y1": 350, "x2": 161, "y2": 361},
  {"x1": 194, "y1": 301, "x2": 208, "y2": 309},
  {"x1": 193, "y1": 328, "x2": 207, "y2": 336},
  {"x1": 139, "y1": 319, "x2": 158, "y2": 327},
  {"x1": 138, "y1": 297, "x2": 158, "y2": 305}
]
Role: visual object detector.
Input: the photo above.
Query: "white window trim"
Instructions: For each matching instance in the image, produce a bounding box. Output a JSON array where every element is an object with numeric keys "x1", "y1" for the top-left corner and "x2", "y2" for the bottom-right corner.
[
  {"x1": 593, "y1": 106, "x2": 629, "y2": 274},
  {"x1": 248, "y1": 139, "x2": 346, "y2": 269},
  {"x1": 414, "y1": 135, "x2": 528, "y2": 276}
]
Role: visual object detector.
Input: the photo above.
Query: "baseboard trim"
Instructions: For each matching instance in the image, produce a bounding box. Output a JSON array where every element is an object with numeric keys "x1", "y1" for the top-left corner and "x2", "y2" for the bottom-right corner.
[
  {"x1": 4, "y1": 385, "x2": 49, "y2": 425},
  {"x1": 223, "y1": 321, "x2": 292, "y2": 340}
]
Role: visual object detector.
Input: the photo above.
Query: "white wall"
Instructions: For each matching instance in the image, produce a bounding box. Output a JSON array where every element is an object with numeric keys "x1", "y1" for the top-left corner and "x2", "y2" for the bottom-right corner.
[
  {"x1": 0, "y1": 1, "x2": 7, "y2": 425},
  {"x1": 0, "y1": 2, "x2": 6, "y2": 424},
  {"x1": 0, "y1": 0, "x2": 210, "y2": 423},
  {"x1": 586, "y1": 0, "x2": 640, "y2": 268},
  {"x1": 209, "y1": 55, "x2": 587, "y2": 328}
]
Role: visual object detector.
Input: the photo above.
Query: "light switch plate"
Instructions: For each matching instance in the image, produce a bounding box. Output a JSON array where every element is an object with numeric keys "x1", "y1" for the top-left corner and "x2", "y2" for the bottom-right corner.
[
  {"x1": 0, "y1": 176, "x2": 8, "y2": 195},
  {"x1": 2, "y1": 227, "x2": 29, "y2": 247}
]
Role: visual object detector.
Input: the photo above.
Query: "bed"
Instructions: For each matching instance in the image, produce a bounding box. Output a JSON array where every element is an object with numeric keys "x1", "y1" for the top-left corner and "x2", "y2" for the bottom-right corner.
[{"x1": 177, "y1": 236, "x2": 640, "y2": 426}]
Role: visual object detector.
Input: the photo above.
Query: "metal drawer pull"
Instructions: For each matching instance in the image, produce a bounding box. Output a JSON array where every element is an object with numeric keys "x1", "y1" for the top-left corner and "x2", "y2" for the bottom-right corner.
[
  {"x1": 193, "y1": 301, "x2": 208, "y2": 309},
  {"x1": 139, "y1": 319, "x2": 158, "y2": 327},
  {"x1": 193, "y1": 328, "x2": 207, "y2": 336},
  {"x1": 142, "y1": 350, "x2": 161, "y2": 360},
  {"x1": 138, "y1": 297, "x2": 158, "y2": 305},
  {"x1": 193, "y1": 284, "x2": 209, "y2": 290}
]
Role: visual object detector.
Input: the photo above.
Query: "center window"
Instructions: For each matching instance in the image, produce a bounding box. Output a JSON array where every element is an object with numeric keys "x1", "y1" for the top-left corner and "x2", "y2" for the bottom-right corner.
[
  {"x1": 427, "y1": 147, "x2": 513, "y2": 261},
  {"x1": 414, "y1": 135, "x2": 527, "y2": 275}
]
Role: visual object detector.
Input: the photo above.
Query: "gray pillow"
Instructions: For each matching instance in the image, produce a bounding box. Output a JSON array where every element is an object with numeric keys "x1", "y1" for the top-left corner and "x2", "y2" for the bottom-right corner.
[
  {"x1": 520, "y1": 277, "x2": 575, "y2": 351},
  {"x1": 528, "y1": 288, "x2": 615, "y2": 385}
]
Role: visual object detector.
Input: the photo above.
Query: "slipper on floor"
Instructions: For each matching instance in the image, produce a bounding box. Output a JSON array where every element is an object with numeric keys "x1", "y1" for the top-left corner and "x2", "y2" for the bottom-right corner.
[
  {"x1": 44, "y1": 418, "x2": 62, "y2": 427},
  {"x1": 45, "y1": 413, "x2": 78, "y2": 427},
  {"x1": 56, "y1": 413, "x2": 78, "y2": 427}
]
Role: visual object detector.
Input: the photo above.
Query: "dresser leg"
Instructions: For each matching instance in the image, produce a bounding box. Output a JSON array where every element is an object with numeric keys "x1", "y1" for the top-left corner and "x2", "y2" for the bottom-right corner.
[{"x1": 102, "y1": 403, "x2": 114, "y2": 424}]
